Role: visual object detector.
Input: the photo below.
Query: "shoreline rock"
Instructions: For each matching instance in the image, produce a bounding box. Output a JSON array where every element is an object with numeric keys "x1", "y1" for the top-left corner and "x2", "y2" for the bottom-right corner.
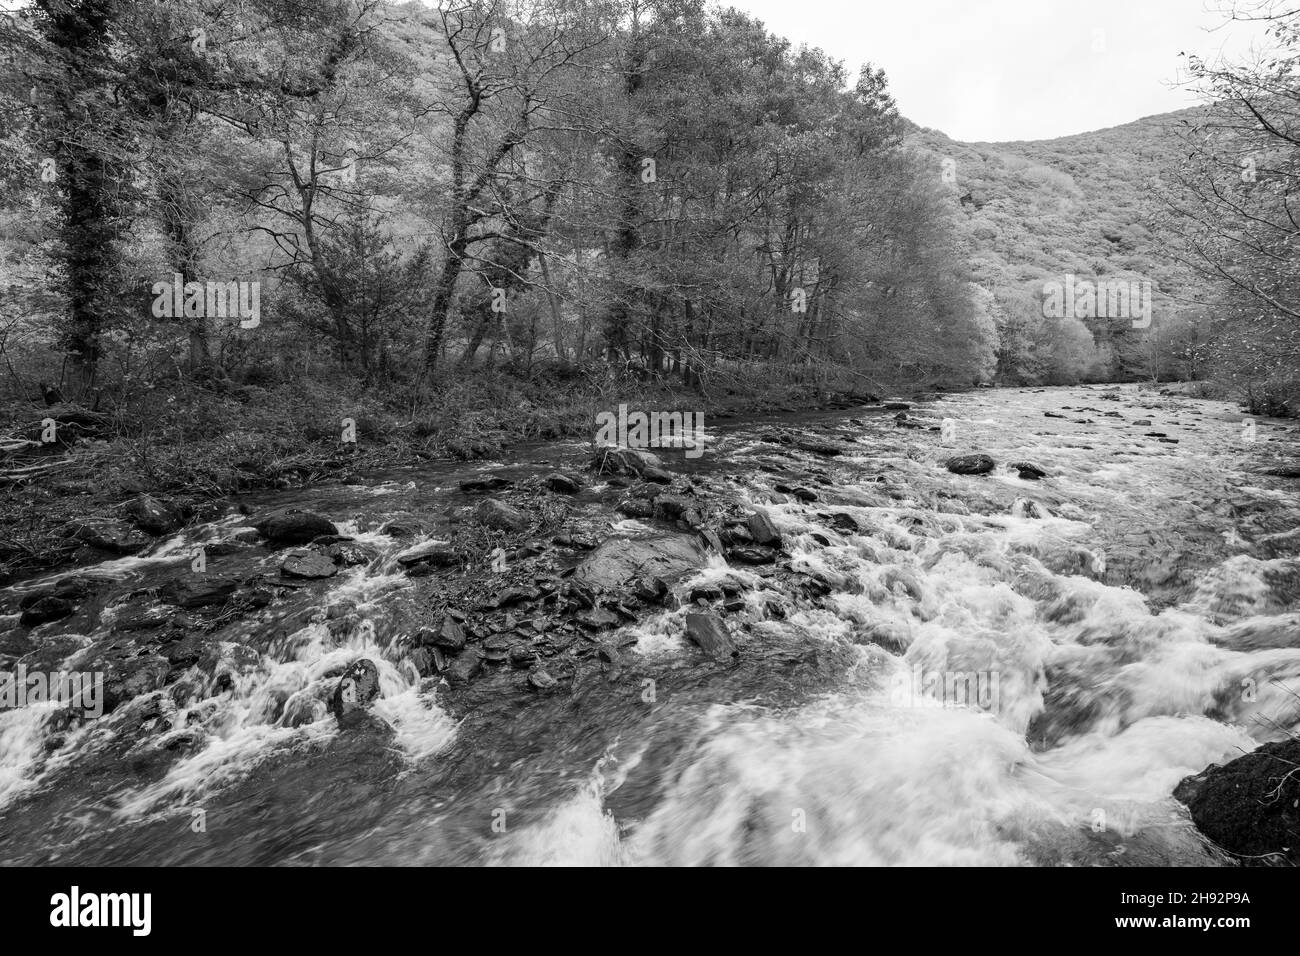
[{"x1": 1174, "y1": 739, "x2": 1300, "y2": 864}]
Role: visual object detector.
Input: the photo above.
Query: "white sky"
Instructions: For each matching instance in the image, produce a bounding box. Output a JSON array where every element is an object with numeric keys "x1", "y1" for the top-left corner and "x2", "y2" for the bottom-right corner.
[{"x1": 722, "y1": 0, "x2": 1279, "y2": 142}]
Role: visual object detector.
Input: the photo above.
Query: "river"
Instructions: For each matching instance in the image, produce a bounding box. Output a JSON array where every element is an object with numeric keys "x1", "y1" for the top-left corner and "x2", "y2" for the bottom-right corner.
[{"x1": 1, "y1": 384, "x2": 1298, "y2": 865}]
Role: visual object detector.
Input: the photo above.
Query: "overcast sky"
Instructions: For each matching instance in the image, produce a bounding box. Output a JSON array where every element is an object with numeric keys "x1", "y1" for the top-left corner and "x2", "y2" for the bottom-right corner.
[{"x1": 724, "y1": 0, "x2": 1275, "y2": 142}]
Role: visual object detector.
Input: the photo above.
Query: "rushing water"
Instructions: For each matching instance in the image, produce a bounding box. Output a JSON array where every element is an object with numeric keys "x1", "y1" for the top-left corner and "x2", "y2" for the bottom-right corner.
[{"x1": 1, "y1": 385, "x2": 1298, "y2": 866}]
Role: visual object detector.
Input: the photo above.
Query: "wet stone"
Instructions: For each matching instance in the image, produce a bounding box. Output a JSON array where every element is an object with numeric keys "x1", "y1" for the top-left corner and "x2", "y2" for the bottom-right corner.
[
  {"x1": 945, "y1": 454, "x2": 996, "y2": 475},
  {"x1": 331, "y1": 658, "x2": 381, "y2": 728},
  {"x1": 281, "y1": 550, "x2": 338, "y2": 579}
]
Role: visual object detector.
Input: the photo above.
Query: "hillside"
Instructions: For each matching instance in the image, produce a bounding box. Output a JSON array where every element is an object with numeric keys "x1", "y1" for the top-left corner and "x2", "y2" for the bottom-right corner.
[{"x1": 907, "y1": 108, "x2": 1207, "y2": 383}]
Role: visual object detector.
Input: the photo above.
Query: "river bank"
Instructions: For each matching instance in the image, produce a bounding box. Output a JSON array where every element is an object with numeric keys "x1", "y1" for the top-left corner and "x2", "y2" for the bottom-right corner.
[{"x1": 0, "y1": 370, "x2": 888, "y2": 586}]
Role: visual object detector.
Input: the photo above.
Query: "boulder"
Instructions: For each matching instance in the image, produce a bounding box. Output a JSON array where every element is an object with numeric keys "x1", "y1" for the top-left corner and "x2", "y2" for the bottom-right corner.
[
  {"x1": 482, "y1": 634, "x2": 514, "y2": 663},
  {"x1": 123, "y1": 495, "x2": 181, "y2": 535},
  {"x1": 281, "y1": 550, "x2": 338, "y2": 579},
  {"x1": 65, "y1": 518, "x2": 151, "y2": 555},
  {"x1": 1174, "y1": 739, "x2": 1300, "y2": 864},
  {"x1": 459, "y1": 475, "x2": 513, "y2": 493},
  {"x1": 653, "y1": 494, "x2": 693, "y2": 520},
  {"x1": 19, "y1": 596, "x2": 76, "y2": 627},
  {"x1": 1011, "y1": 498, "x2": 1047, "y2": 519},
  {"x1": 617, "y1": 498, "x2": 655, "y2": 519},
  {"x1": 158, "y1": 578, "x2": 240, "y2": 608},
  {"x1": 474, "y1": 498, "x2": 530, "y2": 533},
  {"x1": 417, "y1": 618, "x2": 467, "y2": 651},
  {"x1": 253, "y1": 510, "x2": 338, "y2": 544},
  {"x1": 575, "y1": 534, "x2": 706, "y2": 590},
  {"x1": 395, "y1": 540, "x2": 458, "y2": 569},
  {"x1": 578, "y1": 607, "x2": 620, "y2": 629},
  {"x1": 444, "y1": 648, "x2": 484, "y2": 684},
  {"x1": 590, "y1": 446, "x2": 663, "y2": 478},
  {"x1": 326, "y1": 541, "x2": 375, "y2": 567},
  {"x1": 793, "y1": 438, "x2": 842, "y2": 457},
  {"x1": 379, "y1": 519, "x2": 422, "y2": 538},
  {"x1": 545, "y1": 472, "x2": 583, "y2": 494},
  {"x1": 746, "y1": 509, "x2": 782, "y2": 546},
  {"x1": 685, "y1": 612, "x2": 740, "y2": 660},
  {"x1": 827, "y1": 512, "x2": 866, "y2": 534},
  {"x1": 330, "y1": 658, "x2": 381, "y2": 727},
  {"x1": 100, "y1": 654, "x2": 171, "y2": 715},
  {"x1": 945, "y1": 454, "x2": 996, "y2": 476},
  {"x1": 728, "y1": 547, "x2": 776, "y2": 565},
  {"x1": 1011, "y1": 461, "x2": 1048, "y2": 480},
  {"x1": 528, "y1": 668, "x2": 559, "y2": 691}
]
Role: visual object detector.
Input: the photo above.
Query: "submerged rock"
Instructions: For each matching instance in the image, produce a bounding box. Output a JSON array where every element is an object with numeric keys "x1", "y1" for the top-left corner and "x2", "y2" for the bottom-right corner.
[
  {"x1": 1174, "y1": 739, "x2": 1300, "y2": 864},
  {"x1": 528, "y1": 668, "x2": 559, "y2": 691},
  {"x1": 19, "y1": 596, "x2": 76, "y2": 627},
  {"x1": 1011, "y1": 498, "x2": 1048, "y2": 519},
  {"x1": 459, "y1": 475, "x2": 514, "y2": 493},
  {"x1": 793, "y1": 437, "x2": 842, "y2": 457},
  {"x1": 158, "y1": 578, "x2": 240, "y2": 608}
]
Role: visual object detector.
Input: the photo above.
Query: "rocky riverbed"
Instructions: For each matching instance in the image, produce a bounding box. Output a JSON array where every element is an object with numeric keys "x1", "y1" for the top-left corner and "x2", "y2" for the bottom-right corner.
[{"x1": 1, "y1": 385, "x2": 1298, "y2": 865}]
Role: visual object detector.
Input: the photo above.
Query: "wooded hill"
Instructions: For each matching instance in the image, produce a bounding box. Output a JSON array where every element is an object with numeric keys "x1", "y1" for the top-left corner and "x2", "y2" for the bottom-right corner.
[{"x1": 908, "y1": 107, "x2": 1211, "y2": 385}]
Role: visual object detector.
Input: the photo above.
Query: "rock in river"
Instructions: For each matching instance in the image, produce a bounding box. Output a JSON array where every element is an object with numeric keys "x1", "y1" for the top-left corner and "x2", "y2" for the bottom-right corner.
[
  {"x1": 254, "y1": 509, "x2": 338, "y2": 544},
  {"x1": 395, "y1": 540, "x2": 458, "y2": 569},
  {"x1": 545, "y1": 472, "x2": 583, "y2": 494},
  {"x1": 590, "y1": 446, "x2": 663, "y2": 478},
  {"x1": 65, "y1": 518, "x2": 151, "y2": 555},
  {"x1": 19, "y1": 596, "x2": 76, "y2": 627},
  {"x1": 746, "y1": 509, "x2": 782, "y2": 545},
  {"x1": 1174, "y1": 738, "x2": 1300, "y2": 864},
  {"x1": 685, "y1": 612, "x2": 740, "y2": 660},
  {"x1": 1011, "y1": 461, "x2": 1047, "y2": 480},
  {"x1": 418, "y1": 618, "x2": 466, "y2": 651},
  {"x1": 474, "y1": 498, "x2": 530, "y2": 533},
  {"x1": 574, "y1": 534, "x2": 706, "y2": 590},
  {"x1": 123, "y1": 494, "x2": 182, "y2": 535},
  {"x1": 946, "y1": 454, "x2": 996, "y2": 476},
  {"x1": 330, "y1": 658, "x2": 381, "y2": 728},
  {"x1": 282, "y1": 550, "x2": 338, "y2": 579}
]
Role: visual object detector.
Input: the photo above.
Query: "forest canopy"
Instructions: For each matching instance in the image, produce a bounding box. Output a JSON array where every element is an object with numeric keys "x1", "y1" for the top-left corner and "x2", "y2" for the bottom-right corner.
[{"x1": 0, "y1": 0, "x2": 990, "y2": 414}]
